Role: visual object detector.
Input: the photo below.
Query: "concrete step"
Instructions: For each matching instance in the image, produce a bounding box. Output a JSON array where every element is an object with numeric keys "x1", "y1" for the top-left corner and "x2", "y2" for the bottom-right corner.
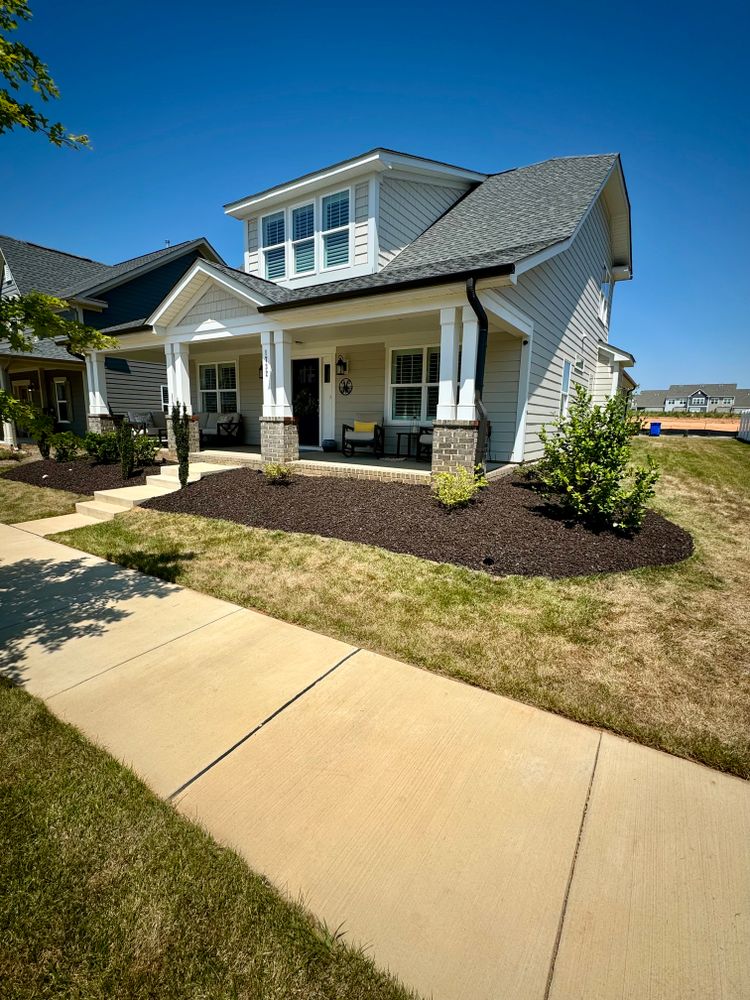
[
  {"x1": 158, "y1": 462, "x2": 240, "y2": 480},
  {"x1": 145, "y1": 474, "x2": 198, "y2": 488},
  {"x1": 93, "y1": 485, "x2": 171, "y2": 510},
  {"x1": 75, "y1": 500, "x2": 122, "y2": 521}
]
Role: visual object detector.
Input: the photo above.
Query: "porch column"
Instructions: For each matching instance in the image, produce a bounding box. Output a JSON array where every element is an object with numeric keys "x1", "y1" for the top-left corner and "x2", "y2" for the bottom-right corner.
[
  {"x1": 437, "y1": 307, "x2": 460, "y2": 420},
  {"x1": 260, "y1": 331, "x2": 275, "y2": 417},
  {"x1": 166, "y1": 342, "x2": 192, "y2": 413},
  {"x1": 511, "y1": 332, "x2": 533, "y2": 463},
  {"x1": 457, "y1": 305, "x2": 479, "y2": 420},
  {"x1": 273, "y1": 329, "x2": 293, "y2": 418},
  {"x1": 85, "y1": 352, "x2": 109, "y2": 416},
  {"x1": 0, "y1": 364, "x2": 18, "y2": 448}
]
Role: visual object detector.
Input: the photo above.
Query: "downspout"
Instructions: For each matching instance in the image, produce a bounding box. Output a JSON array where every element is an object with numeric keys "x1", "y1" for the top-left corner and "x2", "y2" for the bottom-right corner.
[{"x1": 465, "y1": 276, "x2": 490, "y2": 461}]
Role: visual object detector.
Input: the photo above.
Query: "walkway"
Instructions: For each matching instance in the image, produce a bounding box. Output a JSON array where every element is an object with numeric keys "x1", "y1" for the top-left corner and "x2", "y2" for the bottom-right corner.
[{"x1": 1, "y1": 521, "x2": 748, "y2": 1000}]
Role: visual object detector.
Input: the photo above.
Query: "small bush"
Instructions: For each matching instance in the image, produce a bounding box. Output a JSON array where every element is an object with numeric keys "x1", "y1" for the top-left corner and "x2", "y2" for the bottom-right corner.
[
  {"x1": 0, "y1": 446, "x2": 24, "y2": 462},
  {"x1": 49, "y1": 431, "x2": 83, "y2": 463},
  {"x1": 171, "y1": 404, "x2": 191, "y2": 488},
  {"x1": 133, "y1": 433, "x2": 159, "y2": 467},
  {"x1": 432, "y1": 465, "x2": 488, "y2": 509},
  {"x1": 538, "y1": 384, "x2": 659, "y2": 532},
  {"x1": 83, "y1": 431, "x2": 119, "y2": 464},
  {"x1": 116, "y1": 421, "x2": 135, "y2": 480},
  {"x1": 263, "y1": 462, "x2": 292, "y2": 484}
]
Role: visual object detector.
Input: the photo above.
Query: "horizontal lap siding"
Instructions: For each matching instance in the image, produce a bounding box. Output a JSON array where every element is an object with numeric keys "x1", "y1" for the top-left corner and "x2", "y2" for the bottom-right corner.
[
  {"x1": 105, "y1": 358, "x2": 167, "y2": 414},
  {"x1": 246, "y1": 220, "x2": 259, "y2": 275},
  {"x1": 502, "y1": 199, "x2": 613, "y2": 461},
  {"x1": 592, "y1": 360, "x2": 615, "y2": 405},
  {"x1": 181, "y1": 287, "x2": 249, "y2": 324},
  {"x1": 483, "y1": 332, "x2": 521, "y2": 463},
  {"x1": 378, "y1": 178, "x2": 466, "y2": 268},
  {"x1": 333, "y1": 342, "x2": 386, "y2": 447},
  {"x1": 238, "y1": 355, "x2": 262, "y2": 445},
  {"x1": 354, "y1": 182, "x2": 369, "y2": 268}
]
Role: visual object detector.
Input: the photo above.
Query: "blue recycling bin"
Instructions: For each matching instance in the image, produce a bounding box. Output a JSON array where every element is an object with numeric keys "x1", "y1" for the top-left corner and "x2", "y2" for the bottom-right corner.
[{"x1": 649, "y1": 422, "x2": 661, "y2": 437}]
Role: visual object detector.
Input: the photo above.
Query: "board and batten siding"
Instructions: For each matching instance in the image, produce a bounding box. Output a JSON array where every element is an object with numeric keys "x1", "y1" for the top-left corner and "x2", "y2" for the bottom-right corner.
[
  {"x1": 104, "y1": 358, "x2": 167, "y2": 414},
  {"x1": 180, "y1": 286, "x2": 250, "y2": 325},
  {"x1": 501, "y1": 197, "x2": 614, "y2": 461},
  {"x1": 378, "y1": 178, "x2": 468, "y2": 268}
]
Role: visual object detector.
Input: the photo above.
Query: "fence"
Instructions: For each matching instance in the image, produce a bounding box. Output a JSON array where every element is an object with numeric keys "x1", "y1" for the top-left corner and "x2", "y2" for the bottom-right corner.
[{"x1": 739, "y1": 412, "x2": 750, "y2": 442}]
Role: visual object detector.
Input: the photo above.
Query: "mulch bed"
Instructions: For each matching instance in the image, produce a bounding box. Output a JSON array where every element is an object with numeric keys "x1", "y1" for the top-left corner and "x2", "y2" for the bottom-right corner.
[
  {"x1": 2, "y1": 458, "x2": 172, "y2": 494},
  {"x1": 142, "y1": 468, "x2": 693, "y2": 579}
]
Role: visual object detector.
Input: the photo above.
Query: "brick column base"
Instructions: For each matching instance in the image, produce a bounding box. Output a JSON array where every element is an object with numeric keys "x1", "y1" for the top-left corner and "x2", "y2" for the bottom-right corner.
[
  {"x1": 166, "y1": 415, "x2": 201, "y2": 458},
  {"x1": 260, "y1": 416, "x2": 299, "y2": 463},
  {"x1": 431, "y1": 419, "x2": 486, "y2": 475},
  {"x1": 87, "y1": 414, "x2": 116, "y2": 434}
]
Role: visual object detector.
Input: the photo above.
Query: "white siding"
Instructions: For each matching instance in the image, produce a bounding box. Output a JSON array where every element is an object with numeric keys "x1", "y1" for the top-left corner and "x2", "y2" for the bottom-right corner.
[
  {"x1": 181, "y1": 286, "x2": 249, "y2": 325},
  {"x1": 501, "y1": 198, "x2": 614, "y2": 461},
  {"x1": 378, "y1": 178, "x2": 467, "y2": 268},
  {"x1": 354, "y1": 181, "x2": 369, "y2": 268},
  {"x1": 191, "y1": 353, "x2": 262, "y2": 445},
  {"x1": 591, "y1": 359, "x2": 617, "y2": 406},
  {"x1": 246, "y1": 220, "x2": 259, "y2": 274},
  {"x1": 333, "y1": 342, "x2": 387, "y2": 446},
  {"x1": 483, "y1": 331, "x2": 521, "y2": 463}
]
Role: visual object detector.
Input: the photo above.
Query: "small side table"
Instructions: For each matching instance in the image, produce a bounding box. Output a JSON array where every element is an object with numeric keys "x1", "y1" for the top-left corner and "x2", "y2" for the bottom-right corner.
[{"x1": 396, "y1": 430, "x2": 419, "y2": 458}]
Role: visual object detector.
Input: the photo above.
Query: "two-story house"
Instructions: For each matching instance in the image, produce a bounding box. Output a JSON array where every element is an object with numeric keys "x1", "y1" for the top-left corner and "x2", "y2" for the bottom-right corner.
[{"x1": 80, "y1": 148, "x2": 636, "y2": 476}]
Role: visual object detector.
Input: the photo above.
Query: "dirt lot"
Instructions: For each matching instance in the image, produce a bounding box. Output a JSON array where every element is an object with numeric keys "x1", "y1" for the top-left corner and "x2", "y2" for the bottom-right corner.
[{"x1": 640, "y1": 416, "x2": 739, "y2": 432}]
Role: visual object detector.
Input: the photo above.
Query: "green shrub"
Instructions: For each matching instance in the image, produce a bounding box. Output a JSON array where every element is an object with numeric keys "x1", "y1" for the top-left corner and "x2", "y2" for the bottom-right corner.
[
  {"x1": 50, "y1": 431, "x2": 83, "y2": 463},
  {"x1": 432, "y1": 465, "x2": 488, "y2": 509},
  {"x1": 133, "y1": 433, "x2": 158, "y2": 467},
  {"x1": 116, "y1": 421, "x2": 135, "y2": 480},
  {"x1": 15, "y1": 405, "x2": 54, "y2": 458},
  {"x1": 263, "y1": 462, "x2": 292, "y2": 484},
  {"x1": 538, "y1": 384, "x2": 659, "y2": 532},
  {"x1": 83, "y1": 430, "x2": 119, "y2": 464},
  {"x1": 0, "y1": 446, "x2": 24, "y2": 462},
  {"x1": 171, "y1": 404, "x2": 191, "y2": 488}
]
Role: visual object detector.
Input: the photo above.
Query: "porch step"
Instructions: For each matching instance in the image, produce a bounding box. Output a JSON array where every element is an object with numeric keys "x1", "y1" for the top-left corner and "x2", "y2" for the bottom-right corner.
[
  {"x1": 75, "y1": 500, "x2": 127, "y2": 521},
  {"x1": 94, "y1": 485, "x2": 179, "y2": 509}
]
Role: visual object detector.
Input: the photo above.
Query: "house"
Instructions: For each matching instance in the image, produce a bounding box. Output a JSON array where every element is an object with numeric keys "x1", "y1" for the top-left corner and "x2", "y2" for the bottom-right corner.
[
  {"x1": 64, "y1": 149, "x2": 636, "y2": 475},
  {"x1": 631, "y1": 384, "x2": 750, "y2": 414},
  {"x1": 0, "y1": 235, "x2": 224, "y2": 447}
]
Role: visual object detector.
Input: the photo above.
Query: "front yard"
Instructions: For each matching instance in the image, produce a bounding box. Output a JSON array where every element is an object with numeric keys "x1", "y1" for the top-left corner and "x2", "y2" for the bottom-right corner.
[{"x1": 39, "y1": 436, "x2": 750, "y2": 778}]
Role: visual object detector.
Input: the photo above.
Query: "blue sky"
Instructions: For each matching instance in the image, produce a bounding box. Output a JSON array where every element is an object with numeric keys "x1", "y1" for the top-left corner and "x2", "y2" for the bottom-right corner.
[{"x1": 2, "y1": 0, "x2": 748, "y2": 389}]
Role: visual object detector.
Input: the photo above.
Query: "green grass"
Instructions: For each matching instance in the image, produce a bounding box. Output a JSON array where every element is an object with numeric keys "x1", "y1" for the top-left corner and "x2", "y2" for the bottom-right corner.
[
  {"x1": 0, "y1": 472, "x2": 87, "y2": 524},
  {"x1": 0, "y1": 680, "x2": 415, "y2": 1000},
  {"x1": 49, "y1": 437, "x2": 750, "y2": 778}
]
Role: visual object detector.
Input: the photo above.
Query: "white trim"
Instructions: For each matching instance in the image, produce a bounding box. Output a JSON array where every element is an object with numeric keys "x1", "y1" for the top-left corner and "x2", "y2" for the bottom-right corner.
[
  {"x1": 195, "y1": 358, "x2": 240, "y2": 416},
  {"x1": 511, "y1": 330, "x2": 533, "y2": 463},
  {"x1": 260, "y1": 331, "x2": 275, "y2": 418},
  {"x1": 457, "y1": 305, "x2": 478, "y2": 420},
  {"x1": 146, "y1": 260, "x2": 272, "y2": 327},
  {"x1": 436, "y1": 306, "x2": 459, "y2": 420},
  {"x1": 385, "y1": 343, "x2": 441, "y2": 424},
  {"x1": 52, "y1": 376, "x2": 72, "y2": 424},
  {"x1": 273, "y1": 330, "x2": 293, "y2": 418},
  {"x1": 367, "y1": 175, "x2": 380, "y2": 273}
]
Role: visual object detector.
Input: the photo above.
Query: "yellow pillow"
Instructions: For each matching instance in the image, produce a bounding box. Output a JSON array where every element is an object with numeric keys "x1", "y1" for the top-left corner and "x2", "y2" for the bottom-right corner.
[{"x1": 354, "y1": 420, "x2": 376, "y2": 433}]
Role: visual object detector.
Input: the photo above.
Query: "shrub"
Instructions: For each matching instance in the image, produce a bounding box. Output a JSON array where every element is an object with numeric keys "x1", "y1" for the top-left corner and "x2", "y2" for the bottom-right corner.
[
  {"x1": 263, "y1": 462, "x2": 292, "y2": 484},
  {"x1": 15, "y1": 405, "x2": 54, "y2": 458},
  {"x1": 432, "y1": 464, "x2": 488, "y2": 509},
  {"x1": 116, "y1": 421, "x2": 135, "y2": 480},
  {"x1": 50, "y1": 431, "x2": 83, "y2": 463},
  {"x1": 538, "y1": 384, "x2": 659, "y2": 532},
  {"x1": 133, "y1": 433, "x2": 158, "y2": 467},
  {"x1": 83, "y1": 431, "x2": 119, "y2": 464},
  {"x1": 171, "y1": 404, "x2": 191, "y2": 488},
  {"x1": 0, "y1": 446, "x2": 24, "y2": 462}
]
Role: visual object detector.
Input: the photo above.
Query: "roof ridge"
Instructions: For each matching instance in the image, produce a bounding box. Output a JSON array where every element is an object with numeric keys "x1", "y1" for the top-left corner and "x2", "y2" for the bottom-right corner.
[
  {"x1": 486, "y1": 152, "x2": 619, "y2": 179},
  {"x1": 111, "y1": 236, "x2": 204, "y2": 268}
]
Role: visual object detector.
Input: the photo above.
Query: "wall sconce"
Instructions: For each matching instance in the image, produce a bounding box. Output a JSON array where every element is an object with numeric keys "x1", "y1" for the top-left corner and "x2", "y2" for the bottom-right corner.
[
  {"x1": 258, "y1": 363, "x2": 263, "y2": 380},
  {"x1": 336, "y1": 355, "x2": 348, "y2": 375}
]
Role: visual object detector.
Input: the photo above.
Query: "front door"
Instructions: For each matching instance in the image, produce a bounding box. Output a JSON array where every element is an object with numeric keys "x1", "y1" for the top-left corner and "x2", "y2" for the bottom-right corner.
[{"x1": 292, "y1": 358, "x2": 320, "y2": 446}]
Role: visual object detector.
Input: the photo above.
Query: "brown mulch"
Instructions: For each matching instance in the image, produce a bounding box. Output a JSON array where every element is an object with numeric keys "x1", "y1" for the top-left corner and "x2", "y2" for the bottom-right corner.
[
  {"x1": 2, "y1": 458, "x2": 172, "y2": 494},
  {"x1": 141, "y1": 469, "x2": 693, "y2": 579}
]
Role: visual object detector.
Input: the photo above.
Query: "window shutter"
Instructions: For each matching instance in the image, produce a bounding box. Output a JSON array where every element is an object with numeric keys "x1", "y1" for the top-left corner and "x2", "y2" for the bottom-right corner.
[
  {"x1": 392, "y1": 350, "x2": 423, "y2": 385},
  {"x1": 292, "y1": 204, "x2": 314, "y2": 240},
  {"x1": 323, "y1": 230, "x2": 349, "y2": 268},
  {"x1": 265, "y1": 246, "x2": 286, "y2": 279},
  {"x1": 322, "y1": 191, "x2": 349, "y2": 230},
  {"x1": 262, "y1": 212, "x2": 285, "y2": 247},
  {"x1": 294, "y1": 240, "x2": 315, "y2": 273}
]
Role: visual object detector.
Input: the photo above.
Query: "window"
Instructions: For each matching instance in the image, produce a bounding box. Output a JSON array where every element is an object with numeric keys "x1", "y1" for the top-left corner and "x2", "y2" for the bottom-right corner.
[
  {"x1": 322, "y1": 190, "x2": 350, "y2": 269},
  {"x1": 262, "y1": 211, "x2": 286, "y2": 279},
  {"x1": 598, "y1": 267, "x2": 614, "y2": 325},
  {"x1": 160, "y1": 384, "x2": 169, "y2": 413},
  {"x1": 198, "y1": 362, "x2": 238, "y2": 413},
  {"x1": 53, "y1": 378, "x2": 71, "y2": 423},
  {"x1": 389, "y1": 347, "x2": 440, "y2": 422},
  {"x1": 560, "y1": 360, "x2": 572, "y2": 415},
  {"x1": 292, "y1": 203, "x2": 315, "y2": 274}
]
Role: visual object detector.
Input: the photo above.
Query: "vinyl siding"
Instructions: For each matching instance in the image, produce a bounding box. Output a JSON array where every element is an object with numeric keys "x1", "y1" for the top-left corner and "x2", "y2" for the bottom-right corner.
[
  {"x1": 105, "y1": 358, "x2": 167, "y2": 415},
  {"x1": 482, "y1": 331, "x2": 521, "y2": 463},
  {"x1": 378, "y1": 178, "x2": 468, "y2": 268},
  {"x1": 501, "y1": 198, "x2": 614, "y2": 461},
  {"x1": 333, "y1": 342, "x2": 387, "y2": 447},
  {"x1": 44, "y1": 369, "x2": 86, "y2": 436},
  {"x1": 190, "y1": 354, "x2": 262, "y2": 446},
  {"x1": 246, "y1": 219, "x2": 259, "y2": 274},
  {"x1": 591, "y1": 359, "x2": 617, "y2": 406},
  {"x1": 180, "y1": 285, "x2": 249, "y2": 325},
  {"x1": 354, "y1": 182, "x2": 369, "y2": 268}
]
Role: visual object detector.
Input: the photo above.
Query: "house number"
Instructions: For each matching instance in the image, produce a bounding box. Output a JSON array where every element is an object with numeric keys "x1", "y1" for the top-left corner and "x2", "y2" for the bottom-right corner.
[{"x1": 338, "y1": 377, "x2": 353, "y2": 395}]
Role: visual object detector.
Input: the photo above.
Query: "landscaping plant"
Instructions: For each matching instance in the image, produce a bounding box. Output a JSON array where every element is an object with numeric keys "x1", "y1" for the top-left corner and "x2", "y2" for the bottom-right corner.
[
  {"x1": 49, "y1": 431, "x2": 82, "y2": 462},
  {"x1": 0, "y1": 446, "x2": 23, "y2": 461},
  {"x1": 538, "y1": 384, "x2": 659, "y2": 531},
  {"x1": 82, "y1": 430, "x2": 119, "y2": 464},
  {"x1": 116, "y1": 421, "x2": 135, "y2": 480},
  {"x1": 263, "y1": 462, "x2": 292, "y2": 484},
  {"x1": 432, "y1": 464, "x2": 488, "y2": 509},
  {"x1": 171, "y1": 403, "x2": 191, "y2": 488},
  {"x1": 133, "y1": 433, "x2": 158, "y2": 467}
]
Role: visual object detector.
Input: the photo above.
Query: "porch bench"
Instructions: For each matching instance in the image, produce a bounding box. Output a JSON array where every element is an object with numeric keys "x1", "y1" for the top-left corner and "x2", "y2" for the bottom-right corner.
[{"x1": 197, "y1": 411, "x2": 243, "y2": 447}]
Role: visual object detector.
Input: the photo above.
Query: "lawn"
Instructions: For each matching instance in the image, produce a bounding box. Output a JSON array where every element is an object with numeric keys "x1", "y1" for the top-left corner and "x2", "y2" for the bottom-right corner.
[
  {"x1": 48, "y1": 437, "x2": 750, "y2": 778},
  {"x1": 0, "y1": 471, "x2": 87, "y2": 524},
  {"x1": 0, "y1": 680, "x2": 415, "y2": 1000}
]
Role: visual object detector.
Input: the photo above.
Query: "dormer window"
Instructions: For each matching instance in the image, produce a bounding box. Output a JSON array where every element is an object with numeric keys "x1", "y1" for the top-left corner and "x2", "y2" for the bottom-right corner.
[
  {"x1": 262, "y1": 211, "x2": 286, "y2": 279},
  {"x1": 292, "y1": 203, "x2": 315, "y2": 274},
  {"x1": 321, "y1": 190, "x2": 350, "y2": 269},
  {"x1": 259, "y1": 188, "x2": 352, "y2": 281}
]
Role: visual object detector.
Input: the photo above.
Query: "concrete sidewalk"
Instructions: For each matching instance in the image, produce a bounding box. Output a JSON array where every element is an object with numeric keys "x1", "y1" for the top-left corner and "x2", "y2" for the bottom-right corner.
[{"x1": 1, "y1": 521, "x2": 748, "y2": 1000}]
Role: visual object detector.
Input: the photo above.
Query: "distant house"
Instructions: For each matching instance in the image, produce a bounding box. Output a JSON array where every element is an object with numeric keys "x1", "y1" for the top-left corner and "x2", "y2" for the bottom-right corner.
[
  {"x1": 631, "y1": 383, "x2": 750, "y2": 414},
  {"x1": 0, "y1": 235, "x2": 224, "y2": 446}
]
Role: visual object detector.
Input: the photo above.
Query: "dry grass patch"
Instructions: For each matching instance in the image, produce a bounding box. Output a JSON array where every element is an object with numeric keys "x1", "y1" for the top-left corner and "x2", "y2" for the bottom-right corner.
[
  {"x1": 0, "y1": 473, "x2": 87, "y2": 524},
  {"x1": 52, "y1": 438, "x2": 750, "y2": 777}
]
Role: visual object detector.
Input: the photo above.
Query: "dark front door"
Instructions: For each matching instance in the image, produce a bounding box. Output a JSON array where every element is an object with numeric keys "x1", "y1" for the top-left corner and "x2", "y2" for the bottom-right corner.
[{"x1": 292, "y1": 358, "x2": 320, "y2": 446}]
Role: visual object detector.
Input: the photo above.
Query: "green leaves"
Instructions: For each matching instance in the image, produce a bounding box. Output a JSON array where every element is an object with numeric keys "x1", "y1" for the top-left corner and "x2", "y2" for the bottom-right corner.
[{"x1": 0, "y1": 292, "x2": 117, "y2": 354}]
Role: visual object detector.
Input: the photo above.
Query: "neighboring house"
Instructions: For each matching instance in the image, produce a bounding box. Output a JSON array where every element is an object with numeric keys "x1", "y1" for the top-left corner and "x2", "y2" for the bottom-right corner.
[
  {"x1": 0, "y1": 235, "x2": 224, "y2": 446},
  {"x1": 45, "y1": 149, "x2": 636, "y2": 473},
  {"x1": 631, "y1": 383, "x2": 750, "y2": 413}
]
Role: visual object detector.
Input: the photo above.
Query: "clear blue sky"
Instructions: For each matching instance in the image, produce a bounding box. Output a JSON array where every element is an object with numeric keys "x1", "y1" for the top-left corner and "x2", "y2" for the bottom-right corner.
[{"x1": 2, "y1": 0, "x2": 748, "y2": 389}]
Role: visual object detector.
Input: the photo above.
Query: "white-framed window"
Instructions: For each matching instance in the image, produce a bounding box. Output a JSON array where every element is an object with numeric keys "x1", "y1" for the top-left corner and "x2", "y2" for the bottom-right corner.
[
  {"x1": 261, "y1": 210, "x2": 286, "y2": 280},
  {"x1": 53, "y1": 378, "x2": 72, "y2": 423},
  {"x1": 291, "y1": 202, "x2": 315, "y2": 275},
  {"x1": 198, "y1": 362, "x2": 238, "y2": 413},
  {"x1": 321, "y1": 190, "x2": 350, "y2": 270},
  {"x1": 598, "y1": 266, "x2": 614, "y2": 325},
  {"x1": 389, "y1": 346, "x2": 440, "y2": 422},
  {"x1": 160, "y1": 384, "x2": 169, "y2": 413},
  {"x1": 560, "y1": 359, "x2": 572, "y2": 416}
]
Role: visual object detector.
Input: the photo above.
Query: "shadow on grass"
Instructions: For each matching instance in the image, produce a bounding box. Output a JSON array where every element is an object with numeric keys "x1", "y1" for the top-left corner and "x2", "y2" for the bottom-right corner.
[{"x1": 105, "y1": 549, "x2": 195, "y2": 584}]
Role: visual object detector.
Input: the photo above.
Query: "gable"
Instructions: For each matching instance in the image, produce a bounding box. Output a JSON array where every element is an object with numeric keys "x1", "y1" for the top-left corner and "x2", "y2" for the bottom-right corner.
[{"x1": 180, "y1": 285, "x2": 253, "y2": 325}]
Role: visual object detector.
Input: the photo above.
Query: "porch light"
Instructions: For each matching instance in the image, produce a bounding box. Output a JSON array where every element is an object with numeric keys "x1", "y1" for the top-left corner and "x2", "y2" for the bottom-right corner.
[
  {"x1": 258, "y1": 363, "x2": 263, "y2": 380},
  {"x1": 336, "y1": 355, "x2": 348, "y2": 375}
]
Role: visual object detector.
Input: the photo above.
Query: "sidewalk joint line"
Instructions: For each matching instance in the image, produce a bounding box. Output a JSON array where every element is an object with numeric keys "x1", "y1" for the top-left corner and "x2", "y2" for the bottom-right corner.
[
  {"x1": 167, "y1": 647, "x2": 362, "y2": 802},
  {"x1": 543, "y1": 731, "x2": 602, "y2": 1000}
]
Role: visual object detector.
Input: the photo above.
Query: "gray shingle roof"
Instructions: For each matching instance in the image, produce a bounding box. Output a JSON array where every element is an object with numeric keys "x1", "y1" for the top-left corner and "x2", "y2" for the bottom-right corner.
[
  {"x1": 632, "y1": 390, "x2": 668, "y2": 409},
  {"x1": 0, "y1": 235, "x2": 106, "y2": 297},
  {"x1": 0, "y1": 336, "x2": 83, "y2": 363},
  {"x1": 733, "y1": 389, "x2": 750, "y2": 408},
  {"x1": 666, "y1": 384, "x2": 737, "y2": 397}
]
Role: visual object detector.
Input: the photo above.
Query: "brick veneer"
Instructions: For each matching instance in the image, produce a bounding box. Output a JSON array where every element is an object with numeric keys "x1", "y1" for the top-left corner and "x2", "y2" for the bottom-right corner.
[
  {"x1": 431, "y1": 419, "x2": 486, "y2": 474},
  {"x1": 166, "y1": 415, "x2": 200, "y2": 459},
  {"x1": 260, "y1": 416, "x2": 299, "y2": 463},
  {"x1": 86, "y1": 414, "x2": 116, "y2": 434}
]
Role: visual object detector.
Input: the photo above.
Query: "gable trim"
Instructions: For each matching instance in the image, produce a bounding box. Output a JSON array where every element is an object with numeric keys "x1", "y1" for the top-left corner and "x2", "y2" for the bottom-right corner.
[{"x1": 147, "y1": 259, "x2": 273, "y2": 329}]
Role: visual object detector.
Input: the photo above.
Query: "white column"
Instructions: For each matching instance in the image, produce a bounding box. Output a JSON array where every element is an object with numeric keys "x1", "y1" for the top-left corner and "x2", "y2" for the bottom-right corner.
[
  {"x1": 437, "y1": 306, "x2": 460, "y2": 420},
  {"x1": 457, "y1": 305, "x2": 479, "y2": 420},
  {"x1": 0, "y1": 364, "x2": 18, "y2": 448},
  {"x1": 511, "y1": 332, "x2": 533, "y2": 463},
  {"x1": 85, "y1": 352, "x2": 109, "y2": 415},
  {"x1": 273, "y1": 329, "x2": 293, "y2": 418},
  {"x1": 260, "y1": 331, "x2": 275, "y2": 417},
  {"x1": 167, "y1": 342, "x2": 192, "y2": 414},
  {"x1": 164, "y1": 343, "x2": 175, "y2": 413}
]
